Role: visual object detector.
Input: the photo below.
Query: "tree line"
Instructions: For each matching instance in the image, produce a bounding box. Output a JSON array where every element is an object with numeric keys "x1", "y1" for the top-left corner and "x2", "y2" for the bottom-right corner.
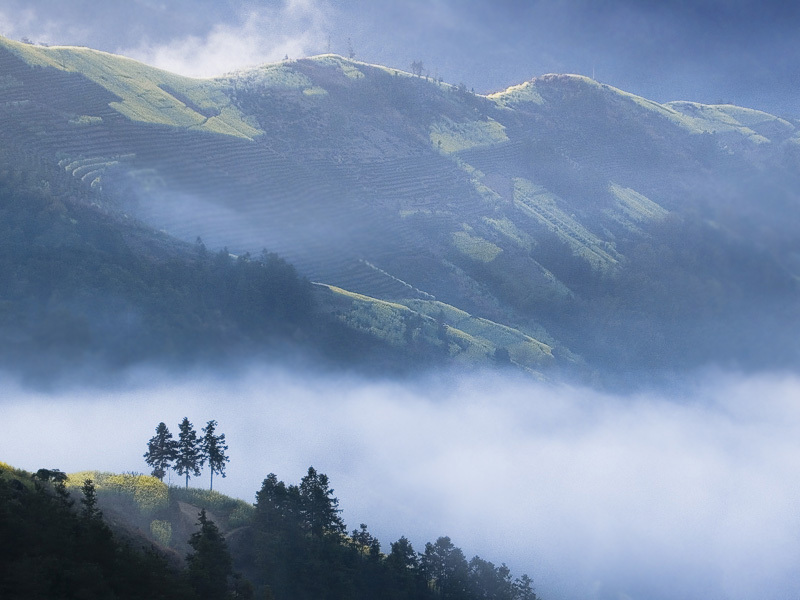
[
  {"x1": 144, "y1": 419, "x2": 229, "y2": 490},
  {"x1": 2, "y1": 461, "x2": 540, "y2": 600},
  {"x1": 244, "y1": 467, "x2": 538, "y2": 600}
]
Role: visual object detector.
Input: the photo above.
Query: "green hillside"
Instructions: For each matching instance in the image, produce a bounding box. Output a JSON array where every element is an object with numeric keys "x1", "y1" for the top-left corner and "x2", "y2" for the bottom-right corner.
[{"x1": 1, "y1": 35, "x2": 798, "y2": 381}]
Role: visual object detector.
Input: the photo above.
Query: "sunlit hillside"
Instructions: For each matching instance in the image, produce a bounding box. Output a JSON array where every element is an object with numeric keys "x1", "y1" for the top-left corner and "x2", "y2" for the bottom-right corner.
[{"x1": 1, "y1": 35, "x2": 798, "y2": 382}]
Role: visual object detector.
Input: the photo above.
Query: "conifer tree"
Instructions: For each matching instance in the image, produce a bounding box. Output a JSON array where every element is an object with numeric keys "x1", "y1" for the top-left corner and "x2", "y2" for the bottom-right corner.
[
  {"x1": 187, "y1": 509, "x2": 234, "y2": 600},
  {"x1": 175, "y1": 417, "x2": 203, "y2": 488},
  {"x1": 201, "y1": 420, "x2": 229, "y2": 491},
  {"x1": 80, "y1": 478, "x2": 102, "y2": 521},
  {"x1": 144, "y1": 422, "x2": 178, "y2": 481},
  {"x1": 299, "y1": 466, "x2": 345, "y2": 537}
]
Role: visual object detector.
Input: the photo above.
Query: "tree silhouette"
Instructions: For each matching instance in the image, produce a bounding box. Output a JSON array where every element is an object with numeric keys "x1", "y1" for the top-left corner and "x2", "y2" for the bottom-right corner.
[
  {"x1": 144, "y1": 422, "x2": 178, "y2": 481},
  {"x1": 175, "y1": 417, "x2": 203, "y2": 488},
  {"x1": 421, "y1": 536, "x2": 469, "y2": 599},
  {"x1": 79, "y1": 478, "x2": 102, "y2": 521},
  {"x1": 187, "y1": 508, "x2": 234, "y2": 600},
  {"x1": 299, "y1": 466, "x2": 345, "y2": 537},
  {"x1": 201, "y1": 420, "x2": 229, "y2": 491}
]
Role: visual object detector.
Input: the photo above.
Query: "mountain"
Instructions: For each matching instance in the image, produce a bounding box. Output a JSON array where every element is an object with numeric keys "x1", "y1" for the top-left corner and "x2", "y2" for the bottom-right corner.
[{"x1": 1, "y1": 35, "x2": 798, "y2": 383}]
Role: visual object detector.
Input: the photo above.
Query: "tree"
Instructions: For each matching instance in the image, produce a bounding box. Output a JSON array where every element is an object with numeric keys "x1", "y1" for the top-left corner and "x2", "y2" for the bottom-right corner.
[
  {"x1": 512, "y1": 574, "x2": 538, "y2": 600},
  {"x1": 186, "y1": 509, "x2": 233, "y2": 600},
  {"x1": 34, "y1": 468, "x2": 72, "y2": 506},
  {"x1": 80, "y1": 478, "x2": 102, "y2": 521},
  {"x1": 351, "y1": 523, "x2": 381, "y2": 559},
  {"x1": 387, "y1": 536, "x2": 418, "y2": 571},
  {"x1": 201, "y1": 420, "x2": 229, "y2": 491},
  {"x1": 298, "y1": 466, "x2": 345, "y2": 537},
  {"x1": 175, "y1": 417, "x2": 203, "y2": 488},
  {"x1": 255, "y1": 473, "x2": 300, "y2": 529},
  {"x1": 411, "y1": 60, "x2": 424, "y2": 77},
  {"x1": 144, "y1": 422, "x2": 178, "y2": 481},
  {"x1": 468, "y1": 556, "x2": 514, "y2": 600},
  {"x1": 420, "y1": 536, "x2": 469, "y2": 599}
]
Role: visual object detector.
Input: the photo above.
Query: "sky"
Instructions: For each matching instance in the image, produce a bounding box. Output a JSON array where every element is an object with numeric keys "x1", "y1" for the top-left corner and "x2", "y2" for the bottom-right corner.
[
  {"x1": 3, "y1": 366, "x2": 800, "y2": 600},
  {"x1": 0, "y1": 0, "x2": 798, "y2": 117}
]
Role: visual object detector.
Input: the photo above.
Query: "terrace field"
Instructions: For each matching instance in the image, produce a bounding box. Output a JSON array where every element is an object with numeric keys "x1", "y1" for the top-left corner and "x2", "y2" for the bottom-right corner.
[{"x1": 1, "y1": 35, "x2": 798, "y2": 379}]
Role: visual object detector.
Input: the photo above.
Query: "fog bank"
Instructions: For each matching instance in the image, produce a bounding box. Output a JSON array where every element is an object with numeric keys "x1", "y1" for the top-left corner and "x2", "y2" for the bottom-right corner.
[{"x1": 3, "y1": 367, "x2": 800, "y2": 600}]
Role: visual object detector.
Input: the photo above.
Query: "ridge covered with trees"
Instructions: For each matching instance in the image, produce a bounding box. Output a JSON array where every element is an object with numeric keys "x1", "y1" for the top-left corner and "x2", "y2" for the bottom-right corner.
[
  {"x1": 0, "y1": 461, "x2": 539, "y2": 600},
  {"x1": 0, "y1": 151, "x2": 457, "y2": 382}
]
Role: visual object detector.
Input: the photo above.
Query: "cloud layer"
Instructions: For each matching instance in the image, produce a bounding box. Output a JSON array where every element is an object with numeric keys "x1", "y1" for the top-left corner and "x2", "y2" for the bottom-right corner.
[
  {"x1": 118, "y1": 0, "x2": 333, "y2": 77},
  {"x1": 3, "y1": 367, "x2": 800, "y2": 600}
]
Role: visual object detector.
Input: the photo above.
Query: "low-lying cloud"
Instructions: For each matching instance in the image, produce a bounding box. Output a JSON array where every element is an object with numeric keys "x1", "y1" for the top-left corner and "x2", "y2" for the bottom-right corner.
[
  {"x1": 3, "y1": 366, "x2": 800, "y2": 600},
  {"x1": 118, "y1": 0, "x2": 333, "y2": 77}
]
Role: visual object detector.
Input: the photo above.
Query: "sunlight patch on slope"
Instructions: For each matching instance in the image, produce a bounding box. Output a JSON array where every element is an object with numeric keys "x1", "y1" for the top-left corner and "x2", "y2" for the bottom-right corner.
[
  {"x1": 315, "y1": 284, "x2": 552, "y2": 370},
  {"x1": 606, "y1": 183, "x2": 668, "y2": 233},
  {"x1": 430, "y1": 116, "x2": 508, "y2": 153},
  {"x1": 451, "y1": 229, "x2": 503, "y2": 263},
  {"x1": 0, "y1": 36, "x2": 261, "y2": 139},
  {"x1": 482, "y1": 216, "x2": 533, "y2": 250},
  {"x1": 488, "y1": 80, "x2": 545, "y2": 107},
  {"x1": 513, "y1": 178, "x2": 619, "y2": 271},
  {"x1": 665, "y1": 101, "x2": 792, "y2": 143},
  {"x1": 312, "y1": 54, "x2": 366, "y2": 79},
  {"x1": 399, "y1": 299, "x2": 553, "y2": 365}
]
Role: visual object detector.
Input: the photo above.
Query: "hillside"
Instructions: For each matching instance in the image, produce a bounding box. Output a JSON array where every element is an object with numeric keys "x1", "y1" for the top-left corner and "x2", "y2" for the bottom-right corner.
[
  {"x1": 0, "y1": 463, "x2": 539, "y2": 600},
  {"x1": 1, "y1": 35, "x2": 798, "y2": 382}
]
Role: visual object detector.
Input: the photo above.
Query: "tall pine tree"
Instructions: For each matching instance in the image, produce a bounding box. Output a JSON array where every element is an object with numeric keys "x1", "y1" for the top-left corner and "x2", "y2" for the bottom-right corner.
[
  {"x1": 175, "y1": 417, "x2": 202, "y2": 488},
  {"x1": 143, "y1": 422, "x2": 178, "y2": 481},
  {"x1": 299, "y1": 466, "x2": 345, "y2": 537},
  {"x1": 201, "y1": 420, "x2": 229, "y2": 491}
]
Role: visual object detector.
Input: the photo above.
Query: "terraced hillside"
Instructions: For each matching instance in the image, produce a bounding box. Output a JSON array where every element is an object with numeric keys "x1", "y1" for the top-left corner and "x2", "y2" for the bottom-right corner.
[{"x1": 2, "y1": 35, "x2": 799, "y2": 378}]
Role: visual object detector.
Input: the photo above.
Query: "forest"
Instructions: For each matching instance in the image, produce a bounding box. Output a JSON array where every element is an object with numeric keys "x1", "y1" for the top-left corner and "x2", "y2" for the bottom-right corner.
[
  {"x1": 0, "y1": 462, "x2": 538, "y2": 600},
  {"x1": 0, "y1": 152, "x2": 449, "y2": 383}
]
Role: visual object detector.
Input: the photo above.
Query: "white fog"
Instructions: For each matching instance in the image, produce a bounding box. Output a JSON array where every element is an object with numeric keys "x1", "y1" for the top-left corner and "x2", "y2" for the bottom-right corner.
[{"x1": 3, "y1": 367, "x2": 799, "y2": 600}]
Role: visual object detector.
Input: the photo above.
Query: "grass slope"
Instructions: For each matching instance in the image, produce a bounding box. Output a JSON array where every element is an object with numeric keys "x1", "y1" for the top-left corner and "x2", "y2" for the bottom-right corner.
[{"x1": 1, "y1": 36, "x2": 798, "y2": 380}]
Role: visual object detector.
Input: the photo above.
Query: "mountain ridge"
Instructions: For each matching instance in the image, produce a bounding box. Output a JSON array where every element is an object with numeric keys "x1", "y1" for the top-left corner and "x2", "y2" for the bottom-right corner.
[{"x1": 1, "y1": 34, "x2": 797, "y2": 382}]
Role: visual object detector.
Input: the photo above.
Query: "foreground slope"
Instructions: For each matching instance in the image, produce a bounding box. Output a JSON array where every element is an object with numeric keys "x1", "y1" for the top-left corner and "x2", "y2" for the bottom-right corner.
[
  {"x1": 1, "y1": 35, "x2": 798, "y2": 379},
  {"x1": 1, "y1": 463, "x2": 539, "y2": 600}
]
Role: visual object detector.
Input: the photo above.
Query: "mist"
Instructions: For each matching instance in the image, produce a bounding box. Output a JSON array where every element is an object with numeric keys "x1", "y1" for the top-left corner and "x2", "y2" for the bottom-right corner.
[{"x1": 3, "y1": 365, "x2": 800, "y2": 600}]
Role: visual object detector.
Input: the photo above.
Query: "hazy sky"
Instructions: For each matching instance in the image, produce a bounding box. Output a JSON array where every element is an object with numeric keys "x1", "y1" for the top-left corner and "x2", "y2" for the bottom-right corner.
[
  {"x1": 4, "y1": 366, "x2": 800, "y2": 600},
  {"x1": 0, "y1": 0, "x2": 797, "y2": 116}
]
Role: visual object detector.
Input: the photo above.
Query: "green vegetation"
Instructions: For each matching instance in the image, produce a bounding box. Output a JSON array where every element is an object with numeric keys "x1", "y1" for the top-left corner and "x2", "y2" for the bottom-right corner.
[
  {"x1": 0, "y1": 155, "x2": 357, "y2": 377},
  {"x1": 145, "y1": 419, "x2": 230, "y2": 490},
  {"x1": 245, "y1": 467, "x2": 540, "y2": 599},
  {"x1": 1, "y1": 35, "x2": 799, "y2": 381},
  {"x1": 316, "y1": 284, "x2": 554, "y2": 371},
  {"x1": 513, "y1": 178, "x2": 619, "y2": 271},
  {"x1": 0, "y1": 36, "x2": 260, "y2": 138},
  {"x1": 2, "y1": 462, "x2": 540, "y2": 600},
  {"x1": 430, "y1": 116, "x2": 509, "y2": 153},
  {"x1": 0, "y1": 465, "x2": 196, "y2": 599},
  {"x1": 452, "y1": 229, "x2": 504, "y2": 263}
]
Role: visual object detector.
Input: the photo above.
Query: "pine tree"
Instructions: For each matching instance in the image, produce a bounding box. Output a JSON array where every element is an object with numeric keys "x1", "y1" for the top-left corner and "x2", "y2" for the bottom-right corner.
[
  {"x1": 143, "y1": 422, "x2": 178, "y2": 481},
  {"x1": 299, "y1": 466, "x2": 345, "y2": 537},
  {"x1": 186, "y1": 509, "x2": 233, "y2": 600},
  {"x1": 175, "y1": 417, "x2": 203, "y2": 488},
  {"x1": 79, "y1": 478, "x2": 102, "y2": 521},
  {"x1": 201, "y1": 420, "x2": 229, "y2": 491}
]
